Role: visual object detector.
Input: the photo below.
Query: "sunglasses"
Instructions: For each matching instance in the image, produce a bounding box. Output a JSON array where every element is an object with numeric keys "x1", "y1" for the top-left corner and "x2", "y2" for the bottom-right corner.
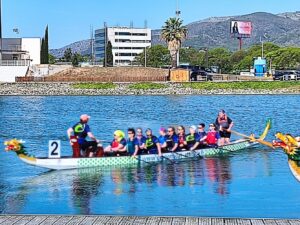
[
  {"x1": 128, "y1": 132, "x2": 133, "y2": 134},
  {"x1": 198, "y1": 127, "x2": 203, "y2": 129},
  {"x1": 168, "y1": 130, "x2": 173, "y2": 132}
]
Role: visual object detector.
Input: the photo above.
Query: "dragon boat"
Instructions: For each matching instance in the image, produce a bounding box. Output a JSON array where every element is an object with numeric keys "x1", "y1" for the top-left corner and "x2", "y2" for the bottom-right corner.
[
  {"x1": 4, "y1": 120, "x2": 271, "y2": 170},
  {"x1": 272, "y1": 132, "x2": 300, "y2": 161}
]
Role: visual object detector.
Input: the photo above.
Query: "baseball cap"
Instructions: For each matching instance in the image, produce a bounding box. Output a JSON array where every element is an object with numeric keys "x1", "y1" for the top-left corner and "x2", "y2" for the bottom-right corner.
[
  {"x1": 80, "y1": 114, "x2": 90, "y2": 121},
  {"x1": 190, "y1": 125, "x2": 197, "y2": 131}
]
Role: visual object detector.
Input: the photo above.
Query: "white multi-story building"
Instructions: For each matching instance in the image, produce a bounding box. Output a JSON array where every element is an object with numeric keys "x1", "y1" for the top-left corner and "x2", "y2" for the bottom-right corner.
[
  {"x1": 95, "y1": 27, "x2": 151, "y2": 66},
  {"x1": 0, "y1": 37, "x2": 41, "y2": 82}
]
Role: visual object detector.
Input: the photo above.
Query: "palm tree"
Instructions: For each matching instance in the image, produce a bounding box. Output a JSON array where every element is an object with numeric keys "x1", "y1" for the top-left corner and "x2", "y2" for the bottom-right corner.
[{"x1": 161, "y1": 17, "x2": 187, "y2": 68}]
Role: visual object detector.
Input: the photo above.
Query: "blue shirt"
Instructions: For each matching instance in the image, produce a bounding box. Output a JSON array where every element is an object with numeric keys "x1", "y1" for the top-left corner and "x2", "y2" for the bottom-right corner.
[
  {"x1": 136, "y1": 136, "x2": 146, "y2": 148},
  {"x1": 198, "y1": 131, "x2": 207, "y2": 140},
  {"x1": 127, "y1": 137, "x2": 138, "y2": 155},
  {"x1": 158, "y1": 135, "x2": 167, "y2": 145},
  {"x1": 72, "y1": 122, "x2": 91, "y2": 145}
]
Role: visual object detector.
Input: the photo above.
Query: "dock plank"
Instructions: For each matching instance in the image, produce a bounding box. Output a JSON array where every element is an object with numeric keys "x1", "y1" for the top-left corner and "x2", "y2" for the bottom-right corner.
[
  {"x1": 159, "y1": 217, "x2": 173, "y2": 225},
  {"x1": 1, "y1": 216, "x2": 24, "y2": 225},
  {"x1": 25, "y1": 216, "x2": 48, "y2": 225},
  {"x1": 236, "y1": 218, "x2": 251, "y2": 225},
  {"x1": 12, "y1": 216, "x2": 35, "y2": 225},
  {"x1": 289, "y1": 220, "x2": 300, "y2": 225},
  {"x1": 172, "y1": 217, "x2": 186, "y2": 225},
  {"x1": 276, "y1": 220, "x2": 292, "y2": 225},
  {"x1": 224, "y1": 218, "x2": 236, "y2": 225},
  {"x1": 39, "y1": 216, "x2": 61, "y2": 225},
  {"x1": 132, "y1": 217, "x2": 148, "y2": 225},
  {"x1": 251, "y1": 219, "x2": 265, "y2": 225},
  {"x1": 77, "y1": 216, "x2": 97, "y2": 225},
  {"x1": 52, "y1": 216, "x2": 73, "y2": 225},
  {"x1": 145, "y1": 216, "x2": 161, "y2": 225},
  {"x1": 119, "y1": 216, "x2": 137, "y2": 225},
  {"x1": 211, "y1": 218, "x2": 224, "y2": 225},
  {"x1": 264, "y1": 220, "x2": 280, "y2": 225},
  {"x1": 186, "y1": 217, "x2": 199, "y2": 225},
  {"x1": 65, "y1": 216, "x2": 85, "y2": 225},
  {"x1": 92, "y1": 216, "x2": 112, "y2": 225},
  {"x1": 105, "y1": 216, "x2": 124, "y2": 225}
]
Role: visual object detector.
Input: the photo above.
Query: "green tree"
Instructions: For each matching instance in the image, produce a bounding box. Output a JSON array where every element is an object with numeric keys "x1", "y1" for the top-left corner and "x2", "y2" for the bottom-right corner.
[
  {"x1": 161, "y1": 17, "x2": 187, "y2": 68},
  {"x1": 49, "y1": 54, "x2": 56, "y2": 64},
  {"x1": 64, "y1": 48, "x2": 73, "y2": 62},
  {"x1": 72, "y1": 53, "x2": 80, "y2": 67},
  {"x1": 208, "y1": 48, "x2": 232, "y2": 73},
  {"x1": 104, "y1": 41, "x2": 113, "y2": 67},
  {"x1": 135, "y1": 45, "x2": 171, "y2": 67},
  {"x1": 179, "y1": 47, "x2": 201, "y2": 65},
  {"x1": 266, "y1": 47, "x2": 300, "y2": 69}
]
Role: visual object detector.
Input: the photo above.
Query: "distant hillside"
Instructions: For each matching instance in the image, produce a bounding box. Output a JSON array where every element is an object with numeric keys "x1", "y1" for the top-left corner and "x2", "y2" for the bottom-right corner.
[
  {"x1": 50, "y1": 39, "x2": 92, "y2": 58},
  {"x1": 50, "y1": 11, "x2": 300, "y2": 57},
  {"x1": 153, "y1": 12, "x2": 300, "y2": 50}
]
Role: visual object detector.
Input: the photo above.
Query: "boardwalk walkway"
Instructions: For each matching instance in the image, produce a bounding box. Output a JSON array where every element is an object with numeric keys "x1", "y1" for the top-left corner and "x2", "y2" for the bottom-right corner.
[{"x1": 0, "y1": 216, "x2": 299, "y2": 225}]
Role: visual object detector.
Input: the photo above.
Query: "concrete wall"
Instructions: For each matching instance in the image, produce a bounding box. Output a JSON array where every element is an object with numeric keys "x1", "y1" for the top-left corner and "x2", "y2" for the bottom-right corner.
[
  {"x1": 0, "y1": 66, "x2": 28, "y2": 82},
  {"x1": 22, "y1": 38, "x2": 41, "y2": 65}
]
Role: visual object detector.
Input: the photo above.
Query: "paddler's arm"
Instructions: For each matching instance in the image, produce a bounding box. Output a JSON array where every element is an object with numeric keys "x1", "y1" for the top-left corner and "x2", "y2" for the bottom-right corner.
[
  {"x1": 87, "y1": 132, "x2": 98, "y2": 142},
  {"x1": 67, "y1": 127, "x2": 73, "y2": 139},
  {"x1": 227, "y1": 121, "x2": 234, "y2": 132},
  {"x1": 171, "y1": 143, "x2": 178, "y2": 152},
  {"x1": 190, "y1": 142, "x2": 199, "y2": 151},
  {"x1": 156, "y1": 143, "x2": 162, "y2": 156},
  {"x1": 132, "y1": 145, "x2": 139, "y2": 157}
]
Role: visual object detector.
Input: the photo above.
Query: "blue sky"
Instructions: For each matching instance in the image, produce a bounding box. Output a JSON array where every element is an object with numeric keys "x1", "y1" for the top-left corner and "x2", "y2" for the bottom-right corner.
[{"x1": 2, "y1": 0, "x2": 300, "y2": 49}]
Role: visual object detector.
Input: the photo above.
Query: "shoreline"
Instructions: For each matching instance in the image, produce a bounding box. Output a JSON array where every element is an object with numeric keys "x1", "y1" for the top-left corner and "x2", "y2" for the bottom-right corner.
[{"x1": 1, "y1": 82, "x2": 300, "y2": 96}]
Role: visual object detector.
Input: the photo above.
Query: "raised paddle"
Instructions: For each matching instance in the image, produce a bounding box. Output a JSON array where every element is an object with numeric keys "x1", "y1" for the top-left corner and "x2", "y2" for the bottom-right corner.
[{"x1": 229, "y1": 130, "x2": 275, "y2": 149}]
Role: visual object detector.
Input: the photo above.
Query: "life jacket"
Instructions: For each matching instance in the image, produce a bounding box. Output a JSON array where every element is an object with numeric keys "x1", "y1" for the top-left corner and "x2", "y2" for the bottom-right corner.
[
  {"x1": 206, "y1": 131, "x2": 218, "y2": 145},
  {"x1": 145, "y1": 136, "x2": 157, "y2": 150},
  {"x1": 111, "y1": 140, "x2": 120, "y2": 148},
  {"x1": 186, "y1": 134, "x2": 196, "y2": 146},
  {"x1": 178, "y1": 134, "x2": 185, "y2": 145},
  {"x1": 73, "y1": 122, "x2": 88, "y2": 140},
  {"x1": 218, "y1": 116, "x2": 229, "y2": 129},
  {"x1": 166, "y1": 135, "x2": 175, "y2": 148}
]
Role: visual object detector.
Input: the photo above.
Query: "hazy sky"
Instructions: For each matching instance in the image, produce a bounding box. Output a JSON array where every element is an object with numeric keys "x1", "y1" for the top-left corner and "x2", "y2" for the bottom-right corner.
[{"x1": 2, "y1": 0, "x2": 300, "y2": 49}]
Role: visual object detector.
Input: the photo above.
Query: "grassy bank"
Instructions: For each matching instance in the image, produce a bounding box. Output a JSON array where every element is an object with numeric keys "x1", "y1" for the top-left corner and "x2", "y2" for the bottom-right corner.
[
  {"x1": 128, "y1": 83, "x2": 168, "y2": 90},
  {"x1": 182, "y1": 81, "x2": 300, "y2": 90},
  {"x1": 72, "y1": 83, "x2": 117, "y2": 89}
]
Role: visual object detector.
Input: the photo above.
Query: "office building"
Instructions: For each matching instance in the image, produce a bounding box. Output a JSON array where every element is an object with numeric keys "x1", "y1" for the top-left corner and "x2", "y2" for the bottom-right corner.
[{"x1": 94, "y1": 26, "x2": 151, "y2": 66}]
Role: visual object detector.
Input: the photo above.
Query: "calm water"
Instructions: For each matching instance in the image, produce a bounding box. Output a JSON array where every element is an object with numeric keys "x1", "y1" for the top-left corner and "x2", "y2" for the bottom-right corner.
[{"x1": 0, "y1": 95, "x2": 300, "y2": 218}]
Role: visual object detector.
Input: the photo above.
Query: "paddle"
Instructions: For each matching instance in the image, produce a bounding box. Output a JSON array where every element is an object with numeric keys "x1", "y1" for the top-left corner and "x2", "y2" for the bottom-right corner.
[
  {"x1": 229, "y1": 130, "x2": 275, "y2": 149},
  {"x1": 132, "y1": 156, "x2": 157, "y2": 166},
  {"x1": 160, "y1": 155, "x2": 177, "y2": 164}
]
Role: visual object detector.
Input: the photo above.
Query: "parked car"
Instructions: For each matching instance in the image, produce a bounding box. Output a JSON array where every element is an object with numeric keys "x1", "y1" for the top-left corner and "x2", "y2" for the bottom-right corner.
[{"x1": 273, "y1": 70, "x2": 300, "y2": 81}]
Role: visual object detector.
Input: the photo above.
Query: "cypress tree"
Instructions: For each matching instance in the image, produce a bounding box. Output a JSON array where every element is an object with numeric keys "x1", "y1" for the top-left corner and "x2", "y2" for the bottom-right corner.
[
  {"x1": 40, "y1": 37, "x2": 45, "y2": 64},
  {"x1": 105, "y1": 41, "x2": 113, "y2": 67},
  {"x1": 44, "y1": 25, "x2": 49, "y2": 64}
]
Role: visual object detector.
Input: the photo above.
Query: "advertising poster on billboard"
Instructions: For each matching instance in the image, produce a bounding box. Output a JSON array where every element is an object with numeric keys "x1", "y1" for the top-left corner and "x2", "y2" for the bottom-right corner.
[{"x1": 231, "y1": 21, "x2": 252, "y2": 37}]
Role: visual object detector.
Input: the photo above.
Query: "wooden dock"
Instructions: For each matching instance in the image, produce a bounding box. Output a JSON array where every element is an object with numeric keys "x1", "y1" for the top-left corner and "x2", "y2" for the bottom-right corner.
[{"x1": 0, "y1": 216, "x2": 299, "y2": 225}]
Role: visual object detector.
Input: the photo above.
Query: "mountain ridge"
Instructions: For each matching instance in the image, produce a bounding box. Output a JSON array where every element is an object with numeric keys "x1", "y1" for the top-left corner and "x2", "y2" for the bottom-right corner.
[{"x1": 50, "y1": 11, "x2": 300, "y2": 58}]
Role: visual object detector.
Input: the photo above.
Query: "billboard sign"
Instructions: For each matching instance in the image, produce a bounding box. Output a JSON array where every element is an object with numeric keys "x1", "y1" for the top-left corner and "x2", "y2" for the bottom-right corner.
[{"x1": 230, "y1": 21, "x2": 252, "y2": 37}]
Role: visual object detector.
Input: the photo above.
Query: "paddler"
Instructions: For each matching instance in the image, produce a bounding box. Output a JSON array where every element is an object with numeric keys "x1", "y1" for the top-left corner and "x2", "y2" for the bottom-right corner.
[
  {"x1": 67, "y1": 114, "x2": 99, "y2": 157},
  {"x1": 104, "y1": 130, "x2": 127, "y2": 156},
  {"x1": 215, "y1": 109, "x2": 234, "y2": 146}
]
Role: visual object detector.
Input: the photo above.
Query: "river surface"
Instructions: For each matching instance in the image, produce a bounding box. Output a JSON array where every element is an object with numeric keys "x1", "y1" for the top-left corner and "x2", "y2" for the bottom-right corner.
[{"x1": 0, "y1": 95, "x2": 300, "y2": 218}]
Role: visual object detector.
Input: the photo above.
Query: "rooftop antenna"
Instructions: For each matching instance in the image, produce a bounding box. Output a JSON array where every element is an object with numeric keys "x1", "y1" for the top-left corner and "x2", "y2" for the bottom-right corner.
[
  {"x1": 130, "y1": 21, "x2": 133, "y2": 28},
  {"x1": 175, "y1": 0, "x2": 181, "y2": 18},
  {"x1": 144, "y1": 20, "x2": 148, "y2": 29}
]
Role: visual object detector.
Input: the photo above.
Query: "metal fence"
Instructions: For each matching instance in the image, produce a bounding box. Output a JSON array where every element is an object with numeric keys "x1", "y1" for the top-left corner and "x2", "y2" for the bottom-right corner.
[{"x1": 0, "y1": 60, "x2": 31, "y2": 66}]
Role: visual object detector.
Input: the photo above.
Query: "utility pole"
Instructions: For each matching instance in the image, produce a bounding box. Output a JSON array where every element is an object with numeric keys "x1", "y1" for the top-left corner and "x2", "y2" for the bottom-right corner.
[
  {"x1": 0, "y1": 0, "x2": 2, "y2": 63},
  {"x1": 175, "y1": 0, "x2": 181, "y2": 67},
  {"x1": 260, "y1": 36, "x2": 264, "y2": 58}
]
